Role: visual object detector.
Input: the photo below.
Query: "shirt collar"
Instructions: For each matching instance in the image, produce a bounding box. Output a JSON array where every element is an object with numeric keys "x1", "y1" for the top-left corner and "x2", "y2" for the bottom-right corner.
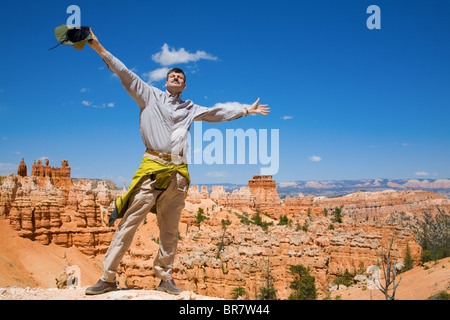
[{"x1": 166, "y1": 90, "x2": 182, "y2": 101}]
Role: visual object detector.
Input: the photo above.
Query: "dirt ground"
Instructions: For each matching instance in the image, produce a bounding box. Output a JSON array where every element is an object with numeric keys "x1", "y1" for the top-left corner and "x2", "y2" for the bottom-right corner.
[
  {"x1": 0, "y1": 286, "x2": 221, "y2": 300},
  {"x1": 1, "y1": 220, "x2": 449, "y2": 300},
  {"x1": 329, "y1": 258, "x2": 450, "y2": 300}
]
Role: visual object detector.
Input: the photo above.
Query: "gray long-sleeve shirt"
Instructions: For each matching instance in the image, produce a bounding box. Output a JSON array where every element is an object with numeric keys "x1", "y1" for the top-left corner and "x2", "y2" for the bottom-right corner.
[{"x1": 102, "y1": 52, "x2": 244, "y2": 158}]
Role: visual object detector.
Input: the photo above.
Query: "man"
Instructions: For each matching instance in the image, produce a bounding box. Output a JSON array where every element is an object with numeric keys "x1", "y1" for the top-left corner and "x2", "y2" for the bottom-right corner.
[{"x1": 85, "y1": 29, "x2": 270, "y2": 295}]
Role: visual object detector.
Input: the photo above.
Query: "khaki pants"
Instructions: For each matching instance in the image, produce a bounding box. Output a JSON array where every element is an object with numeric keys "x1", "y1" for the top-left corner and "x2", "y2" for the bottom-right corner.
[{"x1": 101, "y1": 153, "x2": 189, "y2": 282}]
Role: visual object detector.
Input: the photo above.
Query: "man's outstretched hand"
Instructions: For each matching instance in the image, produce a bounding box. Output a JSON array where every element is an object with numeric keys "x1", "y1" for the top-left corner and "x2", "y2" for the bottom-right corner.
[{"x1": 248, "y1": 98, "x2": 270, "y2": 116}]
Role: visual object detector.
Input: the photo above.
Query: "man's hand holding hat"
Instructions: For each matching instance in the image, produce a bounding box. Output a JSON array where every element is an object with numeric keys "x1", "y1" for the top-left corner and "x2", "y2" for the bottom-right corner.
[{"x1": 51, "y1": 25, "x2": 93, "y2": 50}]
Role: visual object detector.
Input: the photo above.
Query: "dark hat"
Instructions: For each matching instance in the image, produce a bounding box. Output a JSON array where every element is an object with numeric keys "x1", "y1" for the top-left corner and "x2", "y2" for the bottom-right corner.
[{"x1": 49, "y1": 25, "x2": 93, "y2": 50}]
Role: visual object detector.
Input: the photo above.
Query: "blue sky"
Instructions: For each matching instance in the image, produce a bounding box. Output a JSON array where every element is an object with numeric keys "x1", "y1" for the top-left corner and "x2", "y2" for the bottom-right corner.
[{"x1": 0, "y1": 0, "x2": 449, "y2": 187}]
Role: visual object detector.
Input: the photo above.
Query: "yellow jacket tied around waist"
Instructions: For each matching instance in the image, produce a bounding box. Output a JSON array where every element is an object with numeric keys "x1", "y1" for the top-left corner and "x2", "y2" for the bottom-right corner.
[{"x1": 109, "y1": 156, "x2": 190, "y2": 227}]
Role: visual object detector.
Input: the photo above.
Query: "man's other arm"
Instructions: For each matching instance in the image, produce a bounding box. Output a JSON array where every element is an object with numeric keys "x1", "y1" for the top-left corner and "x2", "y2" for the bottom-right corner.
[{"x1": 193, "y1": 98, "x2": 270, "y2": 122}]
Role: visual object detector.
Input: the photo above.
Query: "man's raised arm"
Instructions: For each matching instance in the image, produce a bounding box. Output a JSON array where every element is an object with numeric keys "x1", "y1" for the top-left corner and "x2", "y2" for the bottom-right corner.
[
  {"x1": 86, "y1": 28, "x2": 151, "y2": 109},
  {"x1": 87, "y1": 29, "x2": 108, "y2": 58}
]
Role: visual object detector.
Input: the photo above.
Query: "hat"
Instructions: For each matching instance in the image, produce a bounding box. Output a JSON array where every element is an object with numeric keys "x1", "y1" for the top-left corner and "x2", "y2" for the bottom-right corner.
[{"x1": 49, "y1": 25, "x2": 93, "y2": 50}]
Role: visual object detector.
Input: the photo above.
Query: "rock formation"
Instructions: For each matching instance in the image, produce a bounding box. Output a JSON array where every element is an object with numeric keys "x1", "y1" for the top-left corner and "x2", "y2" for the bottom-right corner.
[
  {"x1": 192, "y1": 176, "x2": 450, "y2": 221},
  {"x1": 1, "y1": 168, "x2": 122, "y2": 256},
  {"x1": 117, "y1": 178, "x2": 448, "y2": 299},
  {"x1": 191, "y1": 175, "x2": 279, "y2": 213},
  {"x1": 29, "y1": 158, "x2": 71, "y2": 179},
  {"x1": 119, "y1": 208, "x2": 423, "y2": 299},
  {"x1": 17, "y1": 158, "x2": 27, "y2": 177},
  {"x1": 248, "y1": 175, "x2": 281, "y2": 215},
  {"x1": 283, "y1": 189, "x2": 450, "y2": 219},
  {"x1": 1, "y1": 158, "x2": 449, "y2": 299},
  {"x1": 209, "y1": 185, "x2": 256, "y2": 210}
]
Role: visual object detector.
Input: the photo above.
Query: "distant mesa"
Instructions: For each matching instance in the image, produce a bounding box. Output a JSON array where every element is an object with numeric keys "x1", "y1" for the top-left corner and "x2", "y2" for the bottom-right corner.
[{"x1": 17, "y1": 158, "x2": 71, "y2": 179}]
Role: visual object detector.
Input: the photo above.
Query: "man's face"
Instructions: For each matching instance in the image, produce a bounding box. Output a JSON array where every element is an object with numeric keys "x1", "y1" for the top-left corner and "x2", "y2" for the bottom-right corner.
[{"x1": 165, "y1": 72, "x2": 186, "y2": 95}]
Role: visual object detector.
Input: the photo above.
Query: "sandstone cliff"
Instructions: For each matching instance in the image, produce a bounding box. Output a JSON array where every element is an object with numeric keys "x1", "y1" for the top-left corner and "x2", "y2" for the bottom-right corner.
[
  {"x1": 1, "y1": 171, "x2": 448, "y2": 299},
  {"x1": 0, "y1": 173, "x2": 121, "y2": 256},
  {"x1": 119, "y1": 201, "x2": 423, "y2": 299}
]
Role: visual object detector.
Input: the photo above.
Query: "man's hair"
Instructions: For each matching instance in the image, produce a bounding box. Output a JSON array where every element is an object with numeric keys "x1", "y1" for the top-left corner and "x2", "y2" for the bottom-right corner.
[{"x1": 166, "y1": 68, "x2": 186, "y2": 83}]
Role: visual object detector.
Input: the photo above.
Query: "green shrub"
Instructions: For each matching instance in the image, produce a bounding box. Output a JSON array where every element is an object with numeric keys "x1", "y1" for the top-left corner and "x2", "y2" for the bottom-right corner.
[
  {"x1": 231, "y1": 286, "x2": 247, "y2": 300},
  {"x1": 333, "y1": 269, "x2": 355, "y2": 287},
  {"x1": 288, "y1": 264, "x2": 317, "y2": 300},
  {"x1": 194, "y1": 207, "x2": 209, "y2": 226},
  {"x1": 428, "y1": 291, "x2": 450, "y2": 300}
]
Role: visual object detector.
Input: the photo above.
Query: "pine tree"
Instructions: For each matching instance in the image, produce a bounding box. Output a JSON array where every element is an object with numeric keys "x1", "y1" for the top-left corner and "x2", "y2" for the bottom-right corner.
[
  {"x1": 256, "y1": 259, "x2": 277, "y2": 300},
  {"x1": 401, "y1": 242, "x2": 414, "y2": 273},
  {"x1": 412, "y1": 209, "x2": 450, "y2": 261},
  {"x1": 333, "y1": 206, "x2": 343, "y2": 223},
  {"x1": 251, "y1": 212, "x2": 273, "y2": 231},
  {"x1": 251, "y1": 212, "x2": 263, "y2": 225},
  {"x1": 421, "y1": 225, "x2": 432, "y2": 263},
  {"x1": 288, "y1": 264, "x2": 317, "y2": 300},
  {"x1": 231, "y1": 286, "x2": 247, "y2": 300},
  {"x1": 278, "y1": 214, "x2": 289, "y2": 226},
  {"x1": 216, "y1": 217, "x2": 232, "y2": 259},
  {"x1": 194, "y1": 207, "x2": 209, "y2": 226}
]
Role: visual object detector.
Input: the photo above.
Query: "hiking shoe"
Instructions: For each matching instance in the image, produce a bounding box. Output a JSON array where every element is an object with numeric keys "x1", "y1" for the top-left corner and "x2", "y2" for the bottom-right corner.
[
  {"x1": 157, "y1": 279, "x2": 183, "y2": 295},
  {"x1": 85, "y1": 279, "x2": 118, "y2": 295}
]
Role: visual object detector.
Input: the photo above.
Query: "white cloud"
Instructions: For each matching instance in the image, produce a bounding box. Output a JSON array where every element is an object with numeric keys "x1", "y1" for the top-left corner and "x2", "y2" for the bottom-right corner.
[
  {"x1": 309, "y1": 155, "x2": 322, "y2": 162},
  {"x1": 80, "y1": 88, "x2": 88, "y2": 93},
  {"x1": 402, "y1": 142, "x2": 412, "y2": 147},
  {"x1": 281, "y1": 116, "x2": 293, "y2": 120},
  {"x1": 152, "y1": 43, "x2": 218, "y2": 66},
  {"x1": 83, "y1": 101, "x2": 114, "y2": 108},
  {"x1": 0, "y1": 163, "x2": 16, "y2": 175},
  {"x1": 145, "y1": 43, "x2": 218, "y2": 83},
  {"x1": 414, "y1": 171, "x2": 430, "y2": 176},
  {"x1": 143, "y1": 67, "x2": 170, "y2": 83},
  {"x1": 206, "y1": 171, "x2": 229, "y2": 178}
]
